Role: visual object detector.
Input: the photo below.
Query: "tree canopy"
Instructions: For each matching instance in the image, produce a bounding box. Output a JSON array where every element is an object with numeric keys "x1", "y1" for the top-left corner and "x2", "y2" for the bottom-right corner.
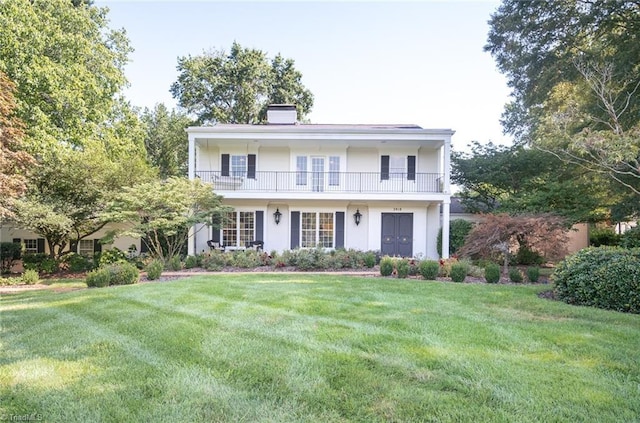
[
  {"x1": 0, "y1": 0, "x2": 153, "y2": 257},
  {"x1": 452, "y1": 142, "x2": 612, "y2": 223},
  {"x1": 0, "y1": 71, "x2": 34, "y2": 219},
  {"x1": 171, "y1": 42, "x2": 314, "y2": 124},
  {"x1": 103, "y1": 178, "x2": 227, "y2": 261},
  {"x1": 141, "y1": 104, "x2": 193, "y2": 178},
  {"x1": 486, "y1": 0, "x2": 640, "y2": 202}
]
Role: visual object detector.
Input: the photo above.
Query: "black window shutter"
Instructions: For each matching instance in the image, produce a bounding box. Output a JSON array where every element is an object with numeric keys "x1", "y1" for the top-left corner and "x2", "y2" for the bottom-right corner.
[
  {"x1": 69, "y1": 240, "x2": 78, "y2": 254},
  {"x1": 93, "y1": 239, "x2": 102, "y2": 253},
  {"x1": 247, "y1": 154, "x2": 256, "y2": 179},
  {"x1": 211, "y1": 213, "x2": 221, "y2": 243},
  {"x1": 407, "y1": 155, "x2": 416, "y2": 181},
  {"x1": 335, "y1": 212, "x2": 345, "y2": 248},
  {"x1": 255, "y1": 210, "x2": 263, "y2": 241},
  {"x1": 140, "y1": 237, "x2": 149, "y2": 253},
  {"x1": 221, "y1": 154, "x2": 230, "y2": 177},
  {"x1": 37, "y1": 238, "x2": 45, "y2": 254},
  {"x1": 12, "y1": 238, "x2": 21, "y2": 244},
  {"x1": 381, "y1": 155, "x2": 390, "y2": 180},
  {"x1": 291, "y1": 211, "x2": 300, "y2": 249}
]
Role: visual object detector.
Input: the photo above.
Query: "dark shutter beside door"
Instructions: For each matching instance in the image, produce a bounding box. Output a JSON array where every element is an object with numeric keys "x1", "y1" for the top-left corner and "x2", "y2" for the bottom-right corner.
[
  {"x1": 381, "y1": 155, "x2": 390, "y2": 180},
  {"x1": 221, "y1": 154, "x2": 230, "y2": 177},
  {"x1": 335, "y1": 212, "x2": 345, "y2": 248},
  {"x1": 291, "y1": 211, "x2": 300, "y2": 249}
]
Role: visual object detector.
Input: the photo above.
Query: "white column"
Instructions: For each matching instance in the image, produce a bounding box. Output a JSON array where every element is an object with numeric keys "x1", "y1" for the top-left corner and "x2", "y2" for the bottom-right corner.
[
  {"x1": 441, "y1": 134, "x2": 452, "y2": 258},
  {"x1": 187, "y1": 133, "x2": 196, "y2": 256},
  {"x1": 441, "y1": 199, "x2": 450, "y2": 259}
]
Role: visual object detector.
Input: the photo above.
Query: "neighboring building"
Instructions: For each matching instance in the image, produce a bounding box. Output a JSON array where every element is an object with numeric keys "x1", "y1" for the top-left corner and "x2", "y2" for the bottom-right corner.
[
  {"x1": 187, "y1": 105, "x2": 454, "y2": 259},
  {"x1": 0, "y1": 222, "x2": 141, "y2": 258}
]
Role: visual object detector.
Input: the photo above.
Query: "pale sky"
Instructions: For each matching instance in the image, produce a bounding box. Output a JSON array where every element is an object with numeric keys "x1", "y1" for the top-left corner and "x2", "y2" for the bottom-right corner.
[{"x1": 96, "y1": 0, "x2": 512, "y2": 151}]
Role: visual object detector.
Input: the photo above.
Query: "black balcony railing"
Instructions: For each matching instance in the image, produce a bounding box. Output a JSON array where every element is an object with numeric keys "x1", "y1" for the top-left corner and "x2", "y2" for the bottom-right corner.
[{"x1": 195, "y1": 171, "x2": 444, "y2": 193}]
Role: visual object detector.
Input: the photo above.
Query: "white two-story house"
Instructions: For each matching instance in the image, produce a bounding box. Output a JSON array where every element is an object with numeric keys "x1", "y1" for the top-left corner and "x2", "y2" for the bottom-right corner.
[{"x1": 187, "y1": 105, "x2": 453, "y2": 259}]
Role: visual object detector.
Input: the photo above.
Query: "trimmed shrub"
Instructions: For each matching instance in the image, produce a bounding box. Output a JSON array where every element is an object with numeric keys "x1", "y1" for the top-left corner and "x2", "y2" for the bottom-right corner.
[
  {"x1": 21, "y1": 269, "x2": 40, "y2": 285},
  {"x1": 184, "y1": 255, "x2": 198, "y2": 269},
  {"x1": 620, "y1": 225, "x2": 640, "y2": 248},
  {"x1": 363, "y1": 251, "x2": 377, "y2": 268},
  {"x1": 379, "y1": 256, "x2": 395, "y2": 277},
  {"x1": 65, "y1": 253, "x2": 93, "y2": 273},
  {"x1": 554, "y1": 247, "x2": 640, "y2": 313},
  {"x1": 396, "y1": 259, "x2": 409, "y2": 279},
  {"x1": 526, "y1": 266, "x2": 540, "y2": 283},
  {"x1": 232, "y1": 250, "x2": 262, "y2": 268},
  {"x1": 450, "y1": 263, "x2": 467, "y2": 282},
  {"x1": 1, "y1": 242, "x2": 21, "y2": 273},
  {"x1": 86, "y1": 268, "x2": 111, "y2": 288},
  {"x1": 484, "y1": 263, "x2": 500, "y2": 284},
  {"x1": 22, "y1": 253, "x2": 58, "y2": 273},
  {"x1": 201, "y1": 251, "x2": 228, "y2": 271},
  {"x1": 419, "y1": 260, "x2": 440, "y2": 280},
  {"x1": 168, "y1": 255, "x2": 183, "y2": 271},
  {"x1": 99, "y1": 248, "x2": 128, "y2": 266},
  {"x1": 105, "y1": 262, "x2": 139, "y2": 285},
  {"x1": 508, "y1": 268, "x2": 523, "y2": 283},
  {"x1": 145, "y1": 260, "x2": 164, "y2": 281},
  {"x1": 589, "y1": 227, "x2": 621, "y2": 247}
]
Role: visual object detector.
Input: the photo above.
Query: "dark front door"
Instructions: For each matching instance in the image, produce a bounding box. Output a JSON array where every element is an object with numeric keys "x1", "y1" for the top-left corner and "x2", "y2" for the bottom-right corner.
[{"x1": 381, "y1": 213, "x2": 413, "y2": 257}]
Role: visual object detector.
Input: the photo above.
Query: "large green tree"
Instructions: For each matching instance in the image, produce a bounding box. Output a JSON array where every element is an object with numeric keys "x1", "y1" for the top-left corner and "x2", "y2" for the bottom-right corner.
[
  {"x1": 170, "y1": 41, "x2": 314, "y2": 124},
  {"x1": 103, "y1": 178, "x2": 227, "y2": 262},
  {"x1": 141, "y1": 104, "x2": 193, "y2": 178},
  {"x1": 0, "y1": 71, "x2": 34, "y2": 219},
  {"x1": 486, "y1": 1, "x2": 640, "y2": 202},
  {"x1": 0, "y1": 0, "x2": 153, "y2": 258},
  {"x1": 452, "y1": 142, "x2": 612, "y2": 223}
]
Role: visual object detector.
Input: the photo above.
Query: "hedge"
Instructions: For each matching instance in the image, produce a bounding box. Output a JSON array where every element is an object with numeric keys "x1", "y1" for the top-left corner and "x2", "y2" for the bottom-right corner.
[{"x1": 553, "y1": 247, "x2": 640, "y2": 314}]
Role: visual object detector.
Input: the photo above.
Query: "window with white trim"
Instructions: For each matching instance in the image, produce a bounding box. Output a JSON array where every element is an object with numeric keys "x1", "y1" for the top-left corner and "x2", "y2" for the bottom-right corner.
[
  {"x1": 222, "y1": 211, "x2": 255, "y2": 247},
  {"x1": 301, "y1": 212, "x2": 334, "y2": 248},
  {"x1": 24, "y1": 239, "x2": 38, "y2": 254},
  {"x1": 329, "y1": 156, "x2": 340, "y2": 186},
  {"x1": 78, "y1": 240, "x2": 94, "y2": 256},
  {"x1": 296, "y1": 156, "x2": 307, "y2": 185},
  {"x1": 389, "y1": 155, "x2": 406, "y2": 179},
  {"x1": 231, "y1": 155, "x2": 247, "y2": 177}
]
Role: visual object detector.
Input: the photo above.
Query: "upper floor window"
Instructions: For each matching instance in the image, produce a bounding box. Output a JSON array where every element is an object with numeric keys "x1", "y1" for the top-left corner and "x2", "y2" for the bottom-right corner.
[
  {"x1": 296, "y1": 156, "x2": 307, "y2": 185},
  {"x1": 329, "y1": 156, "x2": 340, "y2": 186},
  {"x1": 221, "y1": 154, "x2": 256, "y2": 179},
  {"x1": 381, "y1": 155, "x2": 416, "y2": 180},
  {"x1": 231, "y1": 155, "x2": 247, "y2": 177}
]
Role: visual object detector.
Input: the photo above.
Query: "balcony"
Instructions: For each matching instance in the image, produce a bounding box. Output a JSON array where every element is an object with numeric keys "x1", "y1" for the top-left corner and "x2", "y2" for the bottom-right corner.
[{"x1": 195, "y1": 171, "x2": 444, "y2": 194}]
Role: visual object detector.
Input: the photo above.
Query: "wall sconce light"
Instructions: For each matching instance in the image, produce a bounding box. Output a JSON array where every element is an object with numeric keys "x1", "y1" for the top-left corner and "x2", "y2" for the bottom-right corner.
[
  {"x1": 273, "y1": 208, "x2": 282, "y2": 225},
  {"x1": 353, "y1": 209, "x2": 362, "y2": 226}
]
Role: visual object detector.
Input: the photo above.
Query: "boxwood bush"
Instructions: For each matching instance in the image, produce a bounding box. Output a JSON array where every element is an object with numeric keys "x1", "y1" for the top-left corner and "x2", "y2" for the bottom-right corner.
[
  {"x1": 484, "y1": 263, "x2": 500, "y2": 284},
  {"x1": 553, "y1": 247, "x2": 640, "y2": 313},
  {"x1": 450, "y1": 263, "x2": 467, "y2": 283},
  {"x1": 145, "y1": 259, "x2": 164, "y2": 281},
  {"x1": 419, "y1": 260, "x2": 440, "y2": 280}
]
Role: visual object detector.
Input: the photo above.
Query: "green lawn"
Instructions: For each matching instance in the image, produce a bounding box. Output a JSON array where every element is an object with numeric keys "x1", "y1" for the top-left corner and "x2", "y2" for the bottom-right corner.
[{"x1": 1, "y1": 275, "x2": 639, "y2": 422}]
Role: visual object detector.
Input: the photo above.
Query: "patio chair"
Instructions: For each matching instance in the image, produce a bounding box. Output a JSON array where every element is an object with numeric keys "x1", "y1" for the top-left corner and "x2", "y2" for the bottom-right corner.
[
  {"x1": 245, "y1": 240, "x2": 264, "y2": 251},
  {"x1": 207, "y1": 240, "x2": 226, "y2": 252}
]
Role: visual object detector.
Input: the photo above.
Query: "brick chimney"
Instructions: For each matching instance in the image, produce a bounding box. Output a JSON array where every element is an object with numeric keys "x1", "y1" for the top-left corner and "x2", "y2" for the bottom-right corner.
[{"x1": 266, "y1": 104, "x2": 297, "y2": 125}]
